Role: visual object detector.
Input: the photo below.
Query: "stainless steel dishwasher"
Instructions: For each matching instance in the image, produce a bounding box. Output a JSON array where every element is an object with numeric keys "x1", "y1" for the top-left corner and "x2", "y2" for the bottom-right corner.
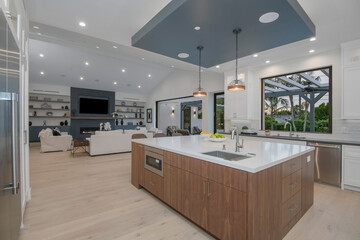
[{"x1": 307, "y1": 142, "x2": 341, "y2": 187}]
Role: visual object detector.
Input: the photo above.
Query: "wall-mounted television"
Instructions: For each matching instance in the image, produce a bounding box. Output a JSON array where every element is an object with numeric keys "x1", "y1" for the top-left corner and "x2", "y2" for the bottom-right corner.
[{"x1": 79, "y1": 97, "x2": 109, "y2": 114}]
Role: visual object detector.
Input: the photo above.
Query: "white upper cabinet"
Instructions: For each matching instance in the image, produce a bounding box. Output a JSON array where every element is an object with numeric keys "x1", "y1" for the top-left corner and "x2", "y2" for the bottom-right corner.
[
  {"x1": 342, "y1": 39, "x2": 360, "y2": 119},
  {"x1": 224, "y1": 69, "x2": 248, "y2": 120}
]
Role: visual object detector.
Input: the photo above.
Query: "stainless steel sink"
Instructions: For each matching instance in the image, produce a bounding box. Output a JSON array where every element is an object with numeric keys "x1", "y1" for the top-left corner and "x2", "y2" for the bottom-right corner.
[{"x1": 202, "y1": 151, "x2": 252, "y2": 161}]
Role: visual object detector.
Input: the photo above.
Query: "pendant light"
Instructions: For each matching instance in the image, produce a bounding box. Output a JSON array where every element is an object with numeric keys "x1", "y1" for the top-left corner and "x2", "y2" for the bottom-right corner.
[
  {"x1": 193, "y1": 46, "x2": 207, "y2": 97},
  {"x1": 228, "y1": 28, "x2": 246, "y2": 91}
]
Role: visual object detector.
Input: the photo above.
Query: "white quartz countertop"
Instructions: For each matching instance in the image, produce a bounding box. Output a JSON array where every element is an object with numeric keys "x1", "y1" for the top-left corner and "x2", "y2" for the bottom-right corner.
[{"x1": 132, "y1": 135, "x2": 314, "y2": 173}]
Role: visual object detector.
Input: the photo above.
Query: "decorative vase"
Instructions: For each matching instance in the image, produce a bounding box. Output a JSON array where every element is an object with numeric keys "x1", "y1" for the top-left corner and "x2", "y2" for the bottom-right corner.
[
  {"x1": 115, "y1": 119, "x2": 119, "y2": 126},
  {"x1": 34, "y1": 111, "x2": 37, "y2": 116},
  {"x1": 64, "y1": 120, "x2": 68, "y2": 126},
  {"x1": 139, "y1": 121, "x2": 143, "y2": 125},
  {"x1": 120, "y1": 119, "x2": 124, "y2": 126},
  {"x1": 60, "y1": 121, "x2": 64, "y2": 126},
  {"x1": 29, "y1": 121, "x2": 32, "y2": 127},
  {"x1": 65, "y1": 106, "x2": 69, "y2": 109}
]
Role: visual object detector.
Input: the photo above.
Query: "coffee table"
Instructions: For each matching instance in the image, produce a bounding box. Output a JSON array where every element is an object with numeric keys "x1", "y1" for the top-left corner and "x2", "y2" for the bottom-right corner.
[{"x1": 72, "y1": 139, "x2": 89, "y2": 157}]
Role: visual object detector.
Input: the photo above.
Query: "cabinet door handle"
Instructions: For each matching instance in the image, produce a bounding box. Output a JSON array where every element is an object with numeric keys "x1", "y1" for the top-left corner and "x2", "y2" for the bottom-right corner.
[
  {"x1": 289, "y1": 182, "x2": 298, "y2": 189},
  {"x1": 289, "y1": 204, "x2": 298, "y2": 212},
  {"x1": 203, "y1": 181, "x2": 206, "y2": 195},
  {"x1": 207, "y1": 182, "x2": 211, "y2": 197}
]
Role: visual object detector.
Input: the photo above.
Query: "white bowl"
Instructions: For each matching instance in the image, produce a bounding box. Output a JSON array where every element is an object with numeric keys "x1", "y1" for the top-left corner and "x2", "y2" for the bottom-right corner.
[{"x1": 209, "y1": 137, "x2": 226, "y2": 142}]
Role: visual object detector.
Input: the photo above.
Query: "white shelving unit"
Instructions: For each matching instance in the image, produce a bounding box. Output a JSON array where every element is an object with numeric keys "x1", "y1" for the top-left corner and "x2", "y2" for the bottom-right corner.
[
  {"x1": 114, "y1": 100, "x2": 145, "y2": 126},
  {"x1": 29, "y1": 93, "x2": 71, "y2": 127}
]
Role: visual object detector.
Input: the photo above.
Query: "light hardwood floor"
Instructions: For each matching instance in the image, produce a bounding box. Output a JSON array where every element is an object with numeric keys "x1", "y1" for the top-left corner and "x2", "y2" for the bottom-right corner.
[{"x1": 20, "y1": 143, "x2": 360, "y2": 240}]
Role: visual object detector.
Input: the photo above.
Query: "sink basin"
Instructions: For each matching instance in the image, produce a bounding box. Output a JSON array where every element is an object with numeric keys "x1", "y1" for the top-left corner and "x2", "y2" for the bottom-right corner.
[{"x1": 202, "y1": 151, "x2": 252, "y2": 161}]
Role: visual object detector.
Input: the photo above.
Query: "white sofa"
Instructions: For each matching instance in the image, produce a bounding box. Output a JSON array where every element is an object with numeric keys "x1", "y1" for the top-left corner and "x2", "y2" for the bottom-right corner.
[
  {"x1": 87, "y1": 128, "x2": 153, "y2": 156},
  {"x1": 39, "y1": 128, "x2": 73, "y2": 153}
]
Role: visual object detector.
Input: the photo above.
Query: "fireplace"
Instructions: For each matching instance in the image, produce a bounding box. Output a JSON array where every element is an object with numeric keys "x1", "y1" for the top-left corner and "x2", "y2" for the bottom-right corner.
[{"x1": 80, "y1": 127, "x2": 99, "y2": 135}]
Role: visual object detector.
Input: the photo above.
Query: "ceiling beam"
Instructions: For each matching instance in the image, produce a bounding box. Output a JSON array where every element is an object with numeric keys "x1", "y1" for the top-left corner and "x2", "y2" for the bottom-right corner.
[
  {"x1": 321, "y1": 69, "x2": 329, "y2": 77},
  {"x1": 299, "y1": 73, "x2": 322, "y2": 87},
  {"x1": 264, "y1": 80, "x2": 298, "y2": 91},
  {"x1": 278, "y1": 76, "x2": 305, "y2": 89},
  {"x1": 264, "y1": 86, "x2": 282, "y2": 92}
]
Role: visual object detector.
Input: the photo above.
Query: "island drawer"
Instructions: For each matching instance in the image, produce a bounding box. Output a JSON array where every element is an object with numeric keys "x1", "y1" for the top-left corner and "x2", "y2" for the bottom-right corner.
[
  {"x1": 281, "y1": 191, "x2": 301, "y2": 227},
  {"x1": 144, "y1": 169, "x2": 164, "y2": 200},
  {"x1": 282, "y1": 157, "x2": 301, "y2": 177},
  {"x1": 282, "y1": 169, "x2": 301, "y2": 203},
  {"x1": 164, "y1": 151, "x2": 182, "y2": 168}
]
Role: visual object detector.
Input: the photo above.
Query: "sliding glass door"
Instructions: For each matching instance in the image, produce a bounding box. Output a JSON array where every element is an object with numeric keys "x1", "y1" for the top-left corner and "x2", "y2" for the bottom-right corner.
[{"x1": 214, "y1": 92, "x2": 224, "y2": 133}]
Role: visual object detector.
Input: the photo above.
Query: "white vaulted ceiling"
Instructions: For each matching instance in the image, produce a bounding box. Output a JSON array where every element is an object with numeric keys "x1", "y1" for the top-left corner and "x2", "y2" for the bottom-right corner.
[
  {"x1": 25, "y1": 0, "x2": 360, "y2": 92},
  {"x1": 26, "y1": 0, "x2": 172, "y2": 46}
]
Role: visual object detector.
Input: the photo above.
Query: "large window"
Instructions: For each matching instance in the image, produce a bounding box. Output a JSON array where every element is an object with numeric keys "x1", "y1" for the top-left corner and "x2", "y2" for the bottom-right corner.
[{"x1": 261, "y1": 66, "x2": 332, "y2": 133}]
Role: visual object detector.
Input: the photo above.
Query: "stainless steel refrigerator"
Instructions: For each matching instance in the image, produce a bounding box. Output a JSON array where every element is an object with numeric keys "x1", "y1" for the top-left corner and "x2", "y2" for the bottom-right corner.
[{"x1": 0, "y1": 8, "x2": 21, "y2": 240}]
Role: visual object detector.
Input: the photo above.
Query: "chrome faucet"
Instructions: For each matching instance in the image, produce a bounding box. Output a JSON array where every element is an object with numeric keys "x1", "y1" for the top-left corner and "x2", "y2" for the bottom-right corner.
[
  {"x1": 284, "y1": 122, "x2": 294, "y2": 137},
  {"x1": 231, "y1": 128, "x2": 244, "y2": 152}
]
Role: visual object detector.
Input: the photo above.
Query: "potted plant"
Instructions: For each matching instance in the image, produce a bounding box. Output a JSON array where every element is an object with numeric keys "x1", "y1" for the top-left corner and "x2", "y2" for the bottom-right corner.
[{"x1": 242, "y1": 126, "x2": 249, "y2": 132}]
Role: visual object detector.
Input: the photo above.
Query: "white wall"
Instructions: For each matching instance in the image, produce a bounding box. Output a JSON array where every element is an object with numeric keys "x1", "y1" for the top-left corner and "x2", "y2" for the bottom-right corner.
[
  {"x1": 224, "y1": 48, "x2": 360, "y2": 141},
  {"x1": 146, "y1": 68, "x2": 224, "y2": 132}
]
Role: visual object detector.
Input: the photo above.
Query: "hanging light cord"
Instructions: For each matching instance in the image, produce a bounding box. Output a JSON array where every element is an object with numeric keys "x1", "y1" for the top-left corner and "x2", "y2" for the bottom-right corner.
[
  {"x1": 198, "y1": 46, "x2": 202, "y2": 90},
  {"x1": 235, "y1": 30, "x2": 238, "y2": 82}
]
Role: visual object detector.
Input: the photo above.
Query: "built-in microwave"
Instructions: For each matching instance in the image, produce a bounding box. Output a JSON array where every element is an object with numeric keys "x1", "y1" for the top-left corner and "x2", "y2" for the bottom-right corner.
[{"x1": 144, "y1": 147, "x2": 164, "y2": 177}]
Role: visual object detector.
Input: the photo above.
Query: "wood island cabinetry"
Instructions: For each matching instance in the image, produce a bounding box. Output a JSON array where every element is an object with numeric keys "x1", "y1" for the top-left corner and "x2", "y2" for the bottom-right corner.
[{"x1": 131, "y1": 142, "x2": 314, "y2": 240}]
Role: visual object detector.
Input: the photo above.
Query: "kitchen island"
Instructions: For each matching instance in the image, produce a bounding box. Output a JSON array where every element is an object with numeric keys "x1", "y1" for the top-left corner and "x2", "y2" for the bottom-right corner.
[{"x1": 131, "y1": 135, "x2": 315, "y2": 240}]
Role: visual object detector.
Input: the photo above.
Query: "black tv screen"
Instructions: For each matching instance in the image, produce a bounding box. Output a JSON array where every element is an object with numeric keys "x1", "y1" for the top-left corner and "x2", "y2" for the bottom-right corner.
[{"x1": 79, "y1": 97, "x2": 109, "y2": 114}]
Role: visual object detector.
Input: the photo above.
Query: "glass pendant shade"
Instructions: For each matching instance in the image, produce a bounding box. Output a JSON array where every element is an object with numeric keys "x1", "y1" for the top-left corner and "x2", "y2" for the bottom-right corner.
[
  {"x1": 193, "y1": 87, "x2": 207, "y2": 97},
  {"x1": 193, "y1": 45, "x2": 207, "y2": 97},
  {"x1": 228, "y1": 79, "x2": 245, "y2": 91},
  {"x1": 227, "y1": 28, "x2": 246, "y2": 92}
]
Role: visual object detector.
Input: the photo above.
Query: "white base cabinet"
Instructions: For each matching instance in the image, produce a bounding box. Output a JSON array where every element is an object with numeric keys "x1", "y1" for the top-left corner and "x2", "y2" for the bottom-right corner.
[{"x1": 343, "y1": 145, "x2": 360, "y2": 190}]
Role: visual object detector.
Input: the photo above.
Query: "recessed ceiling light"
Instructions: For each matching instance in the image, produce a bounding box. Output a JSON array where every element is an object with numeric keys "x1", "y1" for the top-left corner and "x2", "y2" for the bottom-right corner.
[
  {"x1": 37, "y1": 33, "x2": 42, "y2": 35},
  {"x1": 39, "y1": 53, "x2": 44, "y2": 57},
  {"x1": 259, "y1": 12, "x2": 279, "y2": 23},
  {"x1": 141, "y1": 57, "x2": 145, "y2": 60},
  {"x1": 171, "y1": 65, "x2": 174, "y2": 68},
  {"x1": 253, "y1": 54, "x2": 258, "y2": 57},
  {"x1": 114, "y1": 82, "x2": 117, "y2": 85},
  {"x1": 85, "y1": 61, "x2": 89, "y2": 66},
  {"x1": 79, "y1": 21, "x2": 86, "y2": 27},
  {"x1": 96, "y1": 46, "x2": 99, "y2": 49},
  {"x1": 113, "y1": 46, "x2": 118, "y2": 49},
  {"x1": 178, "y1": 53, "x2": 189, "y2": 58},
  {"x1": 80, "y1": 77, "x2": 84, "y2": 80},
  {"x1": 122, "y1": 69, "x2": 126, "y2": 73},
  {"x1": 148, "y1": 74, "x2": 152, "y2": 78},
  {"x1": 194, "y1": 26, "x2": 201, "y2": 31},
  {"x1": 33, "y1": 26, "x2": 39, "y2": 29},
  {"x1": 216, "y1": 65, "x2": 220, "y2": 69},
  {"x1": 310, "y1": 37, "x2": 316, "y2": 41},
  {"x1": 309, "y1": 49, "x2": 315, "y2": 53},
  {"x1": 40, "y1": 71, "x2": 44, "y2": 75},
  {"x1": 265, "y1": 60, "x2": 270, "y2": 64},
  {"x1": 138, "y1": 85, "x2": 141, "y2": 88}
]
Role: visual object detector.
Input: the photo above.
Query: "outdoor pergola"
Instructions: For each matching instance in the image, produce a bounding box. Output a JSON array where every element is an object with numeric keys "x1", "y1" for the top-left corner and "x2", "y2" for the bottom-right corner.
[{"x1": 264, "y1": 70, "x2": 330, "y2": 132}]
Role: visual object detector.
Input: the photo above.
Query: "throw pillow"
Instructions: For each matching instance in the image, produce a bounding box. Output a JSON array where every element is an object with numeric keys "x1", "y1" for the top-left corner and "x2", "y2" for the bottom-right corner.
[{"x1": 52, "y1": 129, "x2": 61, "y2": 136}]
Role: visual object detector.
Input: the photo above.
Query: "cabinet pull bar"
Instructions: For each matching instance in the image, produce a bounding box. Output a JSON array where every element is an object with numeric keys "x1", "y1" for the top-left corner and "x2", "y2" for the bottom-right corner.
[
  {"x1": 289, "y1": 204, "x2": 298, "y2": 212},
  {"x1": 207, "y1": 182, "x2": 211, "y2": 197}
]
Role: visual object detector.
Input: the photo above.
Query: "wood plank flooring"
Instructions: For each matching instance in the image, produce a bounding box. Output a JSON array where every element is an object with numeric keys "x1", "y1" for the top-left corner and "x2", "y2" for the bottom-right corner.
[{"x1": 20, "y1": 143, "x2": 360, "y2": 240}]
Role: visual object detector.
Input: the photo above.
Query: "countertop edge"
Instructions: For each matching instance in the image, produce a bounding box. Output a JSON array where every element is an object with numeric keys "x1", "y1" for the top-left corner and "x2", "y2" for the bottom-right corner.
[{"x1": 132, "y1": 139, "x2": 315, "y2": 173}]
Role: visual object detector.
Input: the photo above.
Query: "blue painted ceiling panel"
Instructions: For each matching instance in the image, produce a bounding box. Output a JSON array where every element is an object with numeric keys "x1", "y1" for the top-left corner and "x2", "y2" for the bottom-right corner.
[{"x1": 132, "y1": 0, "x2": 315, "y2": 68}]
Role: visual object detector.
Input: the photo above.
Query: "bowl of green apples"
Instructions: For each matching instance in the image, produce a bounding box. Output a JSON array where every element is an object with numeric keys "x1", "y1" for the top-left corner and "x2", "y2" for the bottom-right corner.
[{"x1": 209, "y1": 133, "x2": 226, "y2": 142}]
